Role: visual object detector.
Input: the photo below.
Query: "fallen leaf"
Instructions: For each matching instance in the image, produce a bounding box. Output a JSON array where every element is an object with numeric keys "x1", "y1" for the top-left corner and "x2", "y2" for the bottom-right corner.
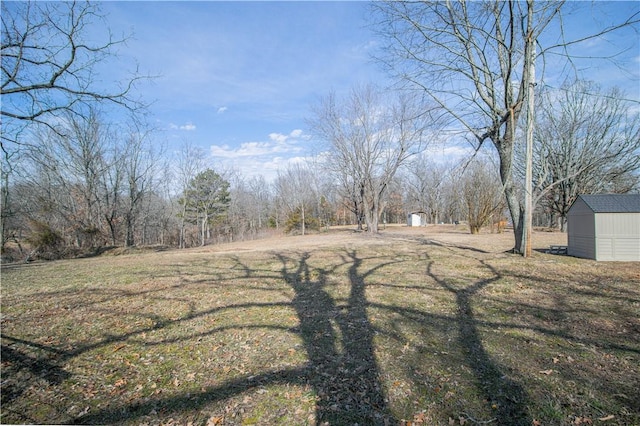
[
  {"x1": 206, "y1": 417, "x2": 223, "y2": 426},
  {"x1": 113, "y1": 343, "x2": 127, "y2": 352},
  {"x1": 539, "y1": 369, "x2": 554, "y2": 375},
  {"x1": 533, "y1": 420, "x2": 542, "y2": 426},
  {"x1": 552, "y1": 357, "x2": 560, "y2": 364},
  {"x1": 598, "y1": 415, "x2": 615, "y2": 421}
]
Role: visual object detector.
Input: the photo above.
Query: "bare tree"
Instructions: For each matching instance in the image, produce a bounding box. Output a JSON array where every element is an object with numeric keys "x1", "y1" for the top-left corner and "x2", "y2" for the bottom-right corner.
[
  {"x1": 175, "y1": 142, "x2": 205, "y2": 248},
  {"x1": 462, "y1": 159, "x2": 505, "y2": 234},
  {"x1": 1, "y1": 1, "x2": 143, "y2": 145},
  {"x1": 122, "y1": 122, "x2": 161, "y2": 247},
  {"x1": 225, "y1": 174, "x2": 273, "y2": 242},
  {"x1": 405, "y1": 154, "x2": 453, "y2": 224},
  {"x1": 530, "y1": 80, "x2": 640, "y2": 230},
  {"x1": 310, "y1": 84, "x2": 428, "y2": 233},
  {"x1": 274, "y1": 163, "x2": 317, "y2": 235},
  {"x1": 23, "y1": 110, "x2": 114, "y2": 249},
  {"x1": 373, "y1": 0, "x2": 638, "y2": 254},
  {"x1": 1, "y1": 0, "x2": 146, "y2": 251}
]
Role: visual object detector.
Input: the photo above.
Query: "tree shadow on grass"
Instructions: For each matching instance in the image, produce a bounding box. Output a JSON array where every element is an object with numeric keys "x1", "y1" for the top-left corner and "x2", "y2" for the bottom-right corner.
[
  {"x1": 423, "y1": 248, "x2": 532, "y2": 425},
  {"x1": 11, "y1": 238, "x2": 626, "y2": 425},
  {"x1": 278, "y1": 250, "x2": 394, "y2": 424},
  {"x1": 0, "y1": 343, "x2": 71, "y2": 406},
  {"x1": 28, "y1": 248, "x2": 397, "y2": 425}
]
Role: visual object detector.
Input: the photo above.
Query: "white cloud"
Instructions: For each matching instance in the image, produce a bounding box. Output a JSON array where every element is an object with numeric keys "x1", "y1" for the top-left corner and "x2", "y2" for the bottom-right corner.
[
  {"x1": 217, "y1": 106, "x2": 228, "y2": 114},
  {"x1": 209, "y1": 129, "x2": 312, "y2": 180},
  {"x1": 211, "y1": 141, "x2": 285, "y2": 158},
  {"x1": 212, "y1": 129, "x2": 308, "y2": 159},
  {"x1": 268, "y1": 133, "x2": 288, "y2": 144},
  {"x1": 169, "y1": 122, "x2": 197, "y2": 131},
  {"x1": 268, "y1": 129, "x2": 307, "y2": 144}
]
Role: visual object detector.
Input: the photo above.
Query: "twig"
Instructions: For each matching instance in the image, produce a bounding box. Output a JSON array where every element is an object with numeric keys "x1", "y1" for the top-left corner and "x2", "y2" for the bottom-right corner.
[{"x1": 461, "y1": 413, "x2": 497, "y2": 424}]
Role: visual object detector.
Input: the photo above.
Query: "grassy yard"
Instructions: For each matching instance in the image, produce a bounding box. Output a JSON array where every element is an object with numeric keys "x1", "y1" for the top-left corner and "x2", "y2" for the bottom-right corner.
[{"x1": 1, "y1": 228, "x2": 639, "y2": 425}]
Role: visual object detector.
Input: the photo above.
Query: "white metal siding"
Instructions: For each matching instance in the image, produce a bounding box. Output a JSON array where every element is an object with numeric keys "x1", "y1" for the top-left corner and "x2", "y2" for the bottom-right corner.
[
  {"x1": 407, "y1": 214, "x2": 422, "y2": 227},
  {"x1": 594, "y1": 213, "x2": 640, "y2": 261}
]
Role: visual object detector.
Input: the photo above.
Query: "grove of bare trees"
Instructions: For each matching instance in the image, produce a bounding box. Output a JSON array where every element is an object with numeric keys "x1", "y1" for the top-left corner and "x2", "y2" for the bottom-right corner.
[
  {"x1": 1, "y1": 1, "x2": 638, "y2": 262},
  {"x1": 531, "y1": 81, "x2": 640, "y2": 231},
  {"x1": 373, "y1": 0, "x2": 639, "y2": 255},
  {"x1": 309, "y1": 85, "x2": 431, "y2": 233}
]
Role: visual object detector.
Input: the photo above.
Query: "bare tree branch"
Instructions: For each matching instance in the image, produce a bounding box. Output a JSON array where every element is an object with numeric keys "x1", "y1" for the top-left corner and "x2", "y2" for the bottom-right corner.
[{"x1": 1, "y1": 1, "x2": 148, "y2": 146}]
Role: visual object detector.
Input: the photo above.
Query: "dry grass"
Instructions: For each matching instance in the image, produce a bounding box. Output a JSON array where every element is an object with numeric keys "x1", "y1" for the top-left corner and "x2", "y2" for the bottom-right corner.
[{"x1": 1, "y1": 225, "x2": 639, "y2": 425}]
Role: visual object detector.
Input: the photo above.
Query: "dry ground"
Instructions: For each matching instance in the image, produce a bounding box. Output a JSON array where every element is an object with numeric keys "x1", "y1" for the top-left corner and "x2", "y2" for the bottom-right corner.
[{"x1": 2, "y1": 225, "x2": 639, "y2": 425}]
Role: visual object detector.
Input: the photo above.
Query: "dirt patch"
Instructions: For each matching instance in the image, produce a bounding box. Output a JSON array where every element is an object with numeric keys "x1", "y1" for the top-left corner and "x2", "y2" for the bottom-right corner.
[{"x1": 190, "y1": 224, "x2": 566, "y2": 256}]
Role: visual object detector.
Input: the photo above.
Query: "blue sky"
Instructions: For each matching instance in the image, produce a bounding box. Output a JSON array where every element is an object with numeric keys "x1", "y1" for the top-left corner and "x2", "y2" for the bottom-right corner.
[
  {"x1": 101, "y1": 1, "x2": 385, "y2": 179},
  {"x1": 97, "y1": 1, "x2": 639, "y2": 180}
]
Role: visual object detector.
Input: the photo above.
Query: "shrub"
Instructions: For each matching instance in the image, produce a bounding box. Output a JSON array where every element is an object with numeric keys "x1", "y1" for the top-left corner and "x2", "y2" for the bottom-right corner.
[
  {"x1": 25, "y1": 221, "x2": 64, "y2": 260},
  {"x1": 284, "y1": 207, "x2": 319, "y2": 234}
]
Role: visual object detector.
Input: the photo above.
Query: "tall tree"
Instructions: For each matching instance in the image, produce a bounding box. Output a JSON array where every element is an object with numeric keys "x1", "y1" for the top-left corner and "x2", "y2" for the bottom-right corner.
[
  {"x1": 1, "y1": 1, "x2": 143, "y2": 144},
  {"x1": 1, "y1": 0, "x2": 145, "y2": 251},
  {"x1": 274, "y1": 163, "x2": 316, "y2": 236},
  {"x1": 373, "y1": 0, "x2": 638, "y2": 254},
  {"x1": 531, "y1": 81, "x2": 640, "y2": 230},
  {"x1": 21, "y1": 110, "x2": 113, "y2": 249},
  {"x1": 175, "y1": 142, "x2": 206, "y2": 248},
  {"x1": 310, "y1": 84, "x2": 428, "y2": 233},
  {"x1": 122, "y1": 123, "x2": 160, "y2": 247},
  {"x1": 179, "y1": 169, "x2": 230, "y2": 247}
]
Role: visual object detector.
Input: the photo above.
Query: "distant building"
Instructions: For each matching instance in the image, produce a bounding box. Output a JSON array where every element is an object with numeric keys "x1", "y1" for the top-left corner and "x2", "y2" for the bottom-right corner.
[
  {"x1": 407, "y1": 212, "x2": 426, "y2": 227},
  {"x1": 567, "y1": 194, "x2": 640, "y2": 261}
]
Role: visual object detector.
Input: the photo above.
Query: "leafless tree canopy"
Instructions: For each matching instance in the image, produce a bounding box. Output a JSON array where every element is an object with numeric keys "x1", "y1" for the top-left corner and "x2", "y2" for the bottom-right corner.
[
  {"x1": 531, "y1": 80, "x2": 640, "y2": 230},
  {"x1": 1, "y1": 1, "x2": 144, "y2": 147},
  {"x1": 372, "y1": 0, "x2": 638, "y2": 254},
  {"x1": 310, "y1": 85, "x2": 429, "y2": 233}
]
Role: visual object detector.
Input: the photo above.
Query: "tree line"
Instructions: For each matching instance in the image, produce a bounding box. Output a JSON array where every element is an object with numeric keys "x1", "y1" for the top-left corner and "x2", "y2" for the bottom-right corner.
[{"x1": 2, "y1": 1, "x2": 638, "y2": 261}]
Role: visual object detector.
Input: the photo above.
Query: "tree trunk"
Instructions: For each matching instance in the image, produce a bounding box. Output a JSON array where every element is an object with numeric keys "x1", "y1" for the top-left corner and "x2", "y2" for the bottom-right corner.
[
  {"x1": 105, "y1": 214, "x2": 117, "y2": 246},
  {"x1": 497, "y1": 139, "x2": 526, "y2": 254},
  {"x1": 125, "y1": 213, "x2": 134, "y2": 247},
  {"x1": 179, "y1": 205, "x2": 186, "y2": 249},
  {"x1": 560, "y1": 215, "x2": 567, "y2": 232},
  {"x1": 200, "y1": 212, "x2": 207, "y2": 246}
]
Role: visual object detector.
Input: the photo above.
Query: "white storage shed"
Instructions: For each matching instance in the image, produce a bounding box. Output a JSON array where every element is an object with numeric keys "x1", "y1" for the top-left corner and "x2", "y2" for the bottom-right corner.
[
  {"x1": 407, "y1": 212, "x2": 426, "y2": 227},
  {"x1": 567, "y1": 194, "x2": 640, "y2": 261}
]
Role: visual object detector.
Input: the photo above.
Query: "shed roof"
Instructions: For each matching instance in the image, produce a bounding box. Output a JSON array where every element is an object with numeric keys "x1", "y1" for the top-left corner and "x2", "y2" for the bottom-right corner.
[{"x1": 577, "y1": 194, "x2": 640, "y2": 213}]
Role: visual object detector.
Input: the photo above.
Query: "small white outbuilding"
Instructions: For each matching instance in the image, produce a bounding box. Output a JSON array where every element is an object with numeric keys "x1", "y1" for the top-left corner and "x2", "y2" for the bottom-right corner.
[
  {"x1": 567, "y1": 194, "x2": 640, "y2": 261},
  {"x1": 407, "y1": 212, "x2": 425, "y2": 227}
]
